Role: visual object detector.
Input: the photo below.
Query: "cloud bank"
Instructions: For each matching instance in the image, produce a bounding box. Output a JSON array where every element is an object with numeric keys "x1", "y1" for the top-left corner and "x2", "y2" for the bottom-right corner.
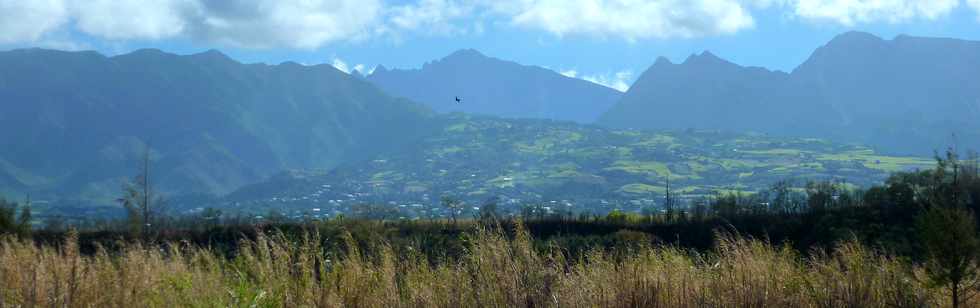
[
  {"x1": 792, "y1": 0, "x2": 961, "y2": 25},
  {"x1": 561, "y1": 68, "x2": 633, "y2": 92},
  {"x1": 2, "y1": 0, "x2": 980, "y2": 49}
]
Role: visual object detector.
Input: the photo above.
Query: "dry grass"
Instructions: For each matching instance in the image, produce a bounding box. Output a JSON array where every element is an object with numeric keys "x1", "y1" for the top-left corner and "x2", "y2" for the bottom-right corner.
[{"x1": 0, "y1": 226, "x2": 965, "y2": 307}]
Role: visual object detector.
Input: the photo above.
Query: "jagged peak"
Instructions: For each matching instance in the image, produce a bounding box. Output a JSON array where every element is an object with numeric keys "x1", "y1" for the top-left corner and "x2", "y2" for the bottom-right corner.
[
  {"x1": 825, "y1": 31, "x2": 885, "y2": 47},
  {"x1": 446, "y1": 48, "x2": 486, "y2": 59},
  {"x1": 682, "y1": 50, "x2": 729, "y2": 66},
  {"x1": 191, "y1": 49, "x2": 234, "y2": 62},
  {"x1": 653, "y1": 56, "x2": 673, "y2": 66}
]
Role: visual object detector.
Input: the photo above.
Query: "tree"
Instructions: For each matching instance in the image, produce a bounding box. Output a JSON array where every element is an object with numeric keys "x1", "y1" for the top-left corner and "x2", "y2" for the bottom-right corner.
[
  {"x1": 441, "y1": 196, "x2": 464, "y2": 227},
  {"x1": 770, "y1": 180, "x2": 794, "y2": 213},
  {"x1": 0, "y1": 198, "x2": 31, "y2": 237},
  {"x1": 664, "y1": 174, "x2": 674, "y2": 223},
  {"x1": 521, "y1": 203, "x2": 546, "y2": 220},
  {"x1": 353, "y1": 203, "x2": 399, "y2": 220},
  {"x1": 200, "y1": 207, "x2": 222, "y2": 229},
  {"x1": 916, "y1": 149, "x2": 980, "y2": 308},
  {"x1": 918, "y1": 206, "x2": 980, "y2": 308},
  {"x1": 118, "y1": 146, "x2": 164, "y2": 242},
  {"x1": 17, "y1": 196, "x2": 31, "y2": 237},
  {"x1": 477, "y1": 197, "x2": 501, "y2": 225}
]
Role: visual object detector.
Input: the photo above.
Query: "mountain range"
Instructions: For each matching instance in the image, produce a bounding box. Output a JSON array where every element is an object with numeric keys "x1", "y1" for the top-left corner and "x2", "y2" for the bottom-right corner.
[
  {"x1": 1, "y1": 31, "x2": 975, "y2": 209},
  {"x1": 367, "y1": 49, "x2": 623, "y2": 123},
  {"x1": 600, "y1": 31, "x2": 980, "y2": 155},
  {"x1": 0, "y1": 48, "x2": 433, "y2": 204}
]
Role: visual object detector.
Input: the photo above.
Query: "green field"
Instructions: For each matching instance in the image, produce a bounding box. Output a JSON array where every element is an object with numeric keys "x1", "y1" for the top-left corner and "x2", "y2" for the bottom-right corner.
[{"x1": 226, "y1": 115, "x2": 933, "y2": 208}]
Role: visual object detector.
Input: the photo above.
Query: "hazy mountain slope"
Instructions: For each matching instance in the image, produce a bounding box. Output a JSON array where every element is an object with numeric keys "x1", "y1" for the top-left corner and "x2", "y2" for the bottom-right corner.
[
  {"x1": 599, "y1": 32, "x2": 980, "y2": 155},
  {"x1": 600, "y1": 52, "x2": 838, "y2": 137},
  {"x1": 0, "y1": 48, "x2": 433, "y2": 203},
  {"x1": 791, "y1": 31, "x2": 980, "y2": 153},
  {"x1": 367, "y1": 49, "x2": 623, "y2": 123}
]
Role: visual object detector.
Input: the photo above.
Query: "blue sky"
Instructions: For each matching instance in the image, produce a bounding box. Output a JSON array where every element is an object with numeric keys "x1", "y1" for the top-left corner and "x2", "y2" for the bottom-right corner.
[{"x1": 3, "y1": 0, "x2": 980, "y2": 91}]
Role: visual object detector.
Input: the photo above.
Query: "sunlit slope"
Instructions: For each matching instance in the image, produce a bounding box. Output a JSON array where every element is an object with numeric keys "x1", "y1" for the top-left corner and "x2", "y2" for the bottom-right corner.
[{"x1": 230, "y1": 115, "x2": 932, "y2": 203}]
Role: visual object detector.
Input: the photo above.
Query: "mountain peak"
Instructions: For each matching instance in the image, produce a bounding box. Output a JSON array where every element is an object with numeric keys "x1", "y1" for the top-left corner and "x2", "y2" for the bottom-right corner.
[
  {"x1": 112, "y1": 48, "x2": 178, "y2": 63},
  {"x1": 128, "y1": 48, "x2": 168, "y2": 56},
  {"x1": 682, "y1": 50, "x2": 728, "y2": 66},
  {"x1": 191, "y1": 49, "x2": 234, "y2": 62},
  {"x1": 653, "y1": 56, "x2": 673, "y2": 66},
  {"x1": 826, "y1": 31, "x2": 884, "y2": 47},
  {"x1": 441, "y1": 49, "x2": 489, "y2": 63}
]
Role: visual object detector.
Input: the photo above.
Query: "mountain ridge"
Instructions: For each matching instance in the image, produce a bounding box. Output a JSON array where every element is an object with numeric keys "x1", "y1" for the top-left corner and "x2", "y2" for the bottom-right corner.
[
  {"x1": 0, "y1": 47, "x2": 434, "y2": 205},
  {"x1": 367, "y1": 49, "x2": 623, "y2": 123},
  {"x1": 599, "y1": 31, "x2": 980, "y2": 155}
]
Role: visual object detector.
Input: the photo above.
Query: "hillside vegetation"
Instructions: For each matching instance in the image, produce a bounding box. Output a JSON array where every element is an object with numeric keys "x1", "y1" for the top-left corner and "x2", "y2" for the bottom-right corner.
[
  {"x1": 221, "y1": 114, "x2": 932, "y2": 216},
  {"x1": 0, "y1": 48, "x2": 433, "y2": 206}
]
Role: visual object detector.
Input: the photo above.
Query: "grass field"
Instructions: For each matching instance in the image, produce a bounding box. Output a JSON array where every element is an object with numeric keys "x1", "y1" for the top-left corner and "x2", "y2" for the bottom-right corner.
[{"x1": 0, "y1": 226, "x2": 957, "y2": 307}]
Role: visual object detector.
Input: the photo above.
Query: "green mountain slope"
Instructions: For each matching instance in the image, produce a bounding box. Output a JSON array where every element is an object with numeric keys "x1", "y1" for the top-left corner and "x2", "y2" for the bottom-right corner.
[
  {"x1": 222, "y1": 115, "x2": 932, "y2": 215},
  {"x1": 0, "y1": 48, "x2": 433, "y2": 205}
]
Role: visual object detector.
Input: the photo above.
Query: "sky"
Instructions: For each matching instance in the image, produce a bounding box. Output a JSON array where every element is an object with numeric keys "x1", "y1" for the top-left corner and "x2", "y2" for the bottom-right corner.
[{"x1": 2, "y1": 0, "x2": 980, "y2": 92}]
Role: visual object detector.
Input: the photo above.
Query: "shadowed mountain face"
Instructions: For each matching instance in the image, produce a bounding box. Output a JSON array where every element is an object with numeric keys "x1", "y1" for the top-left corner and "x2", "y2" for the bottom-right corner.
[
  {"x1": 600, "y1": 52, "x2": 838, "y2": 137},
  {"x1": 600, "y1": 32, "x2": 980, "y2": 155},
  {"x1": 0, "y1": 48, "x2": 433, "y2": 203},
  {"x1": 367, "y1": 49, "x2": 623, "y2": 123}
]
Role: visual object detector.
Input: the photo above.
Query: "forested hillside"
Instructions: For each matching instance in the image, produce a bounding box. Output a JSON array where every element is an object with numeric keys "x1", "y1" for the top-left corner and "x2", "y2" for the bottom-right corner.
[
  {"x1": 219, "y1": 115, "x2": 932, "y2": 217},
  {"x1": 0, "y1": 48, "x2": 434, "y2": 205}
]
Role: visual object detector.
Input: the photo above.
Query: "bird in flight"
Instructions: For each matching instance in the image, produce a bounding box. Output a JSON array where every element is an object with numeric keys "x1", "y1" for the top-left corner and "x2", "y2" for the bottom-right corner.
[{"x1": 455, "y1": 96, "x2": 462, "y2": 104}]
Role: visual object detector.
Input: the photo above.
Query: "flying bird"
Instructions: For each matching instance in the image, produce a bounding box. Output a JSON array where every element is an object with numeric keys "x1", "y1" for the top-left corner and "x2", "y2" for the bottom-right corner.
[{"x1": 455, "y1": 96, "x2": 462, "y2": 104}]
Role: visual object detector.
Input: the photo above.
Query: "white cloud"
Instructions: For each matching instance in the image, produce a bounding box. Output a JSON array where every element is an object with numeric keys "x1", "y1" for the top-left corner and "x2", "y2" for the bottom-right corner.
[
  {"x1": 0, "y1": 0, "x2": 764, "y2": 47},
  {"x1": 387, "y1": 0, "x2": 474, "y2": 36},
  {"x1": 791, "y1": 0, "x2": 960, "y2": 25},
  {"x1": 194, "y1": 0, "x2": 383, "y2": 49},
  {"x1": 969, "y1": 0, "x2": 980, "y2": 20},
  {"x1": 490, "y1": 0, "x2": 758, "y2": 40},
  {"x1": 332, "y1": 58, "x2": 351, "y2": 73},
  {"x1": 3, "y1": 0, "x2": 980, "y2": 49},
  {"x1": 561, "y1": 69, "x2": 633, "y2": 92},
  {"x1": 331, "y1": 57, "x2": 372, "y2": 75},
  {"x1": 0, "y1": 0, "x2": 383, "y2": 49},
  {"x1": 72, "y1": 0, "x2": 196, "y2": 40},
  {"x1": 0, "y1": 0, "x2": 69, "y2": 44},
  {"x1": 583, "y1": 70, "x2": 633, "y2": 92}
]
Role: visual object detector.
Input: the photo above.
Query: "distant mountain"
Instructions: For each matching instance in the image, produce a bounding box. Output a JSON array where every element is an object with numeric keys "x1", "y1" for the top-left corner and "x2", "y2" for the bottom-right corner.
[
  {"x1": 367, "y1": 49, "x2": 623, "y2": 123},
  {"x1": 599, "y1": 32, "x2": 980, "y2": 155},
  {"x1": 600, "y1": 52, "x2": 838, "y2": 137},
  {"x1": 0, "y1": 48, "x2": 433, "y2": 204}
]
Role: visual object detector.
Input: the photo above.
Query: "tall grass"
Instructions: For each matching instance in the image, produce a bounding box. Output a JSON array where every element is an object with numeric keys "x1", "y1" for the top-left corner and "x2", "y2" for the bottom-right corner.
[{"x1": 0, "y1": 226, "x2": 963, "y2": 307}]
